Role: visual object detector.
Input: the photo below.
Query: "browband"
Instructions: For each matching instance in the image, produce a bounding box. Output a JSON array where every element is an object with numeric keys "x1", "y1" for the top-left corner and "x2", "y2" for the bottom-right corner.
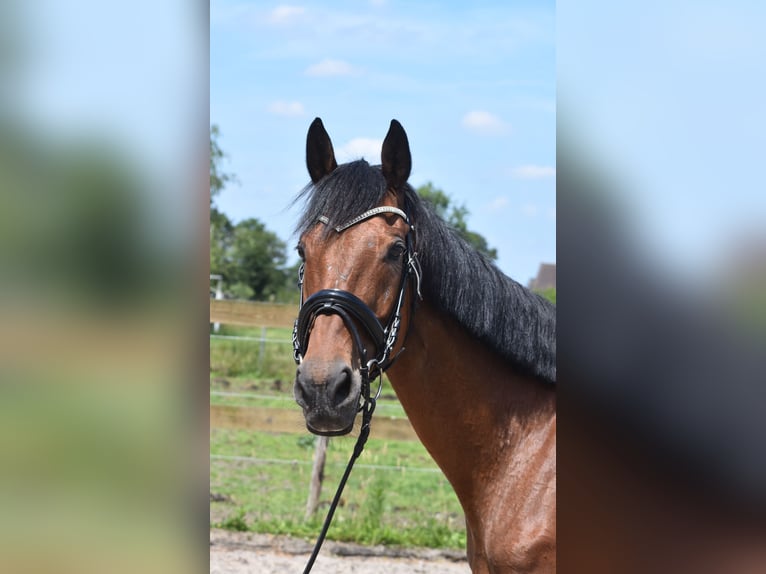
[{"x1": 318, "y1": 206, "x2": 409, "y2": 232}]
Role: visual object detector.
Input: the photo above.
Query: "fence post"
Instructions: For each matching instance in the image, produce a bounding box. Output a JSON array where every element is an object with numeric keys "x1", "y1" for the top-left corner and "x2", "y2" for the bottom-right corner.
[
  {"x1": 305, "y1": 435, "x2": 329, "y2": 519},
  {"x1": 210, "y1": 274, "x2": 224, "y2": 333},
  {"x1": 258, "y1": 326, "x2": 266, "y2": 372}
]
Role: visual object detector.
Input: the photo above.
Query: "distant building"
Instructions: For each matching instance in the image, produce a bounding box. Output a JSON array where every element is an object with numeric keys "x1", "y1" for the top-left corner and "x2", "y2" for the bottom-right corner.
[{"x1": 528, "y1": 263, "x2": 556, "y2": 291}]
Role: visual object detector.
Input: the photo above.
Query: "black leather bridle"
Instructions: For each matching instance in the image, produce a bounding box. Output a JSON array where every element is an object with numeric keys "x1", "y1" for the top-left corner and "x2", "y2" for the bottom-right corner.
[
  {"x1": 292, "y1": 205, "x2": 422, "y2": 573},
  {"x1": 292, "y1": 205, "x2": 422, "y2": 401}
]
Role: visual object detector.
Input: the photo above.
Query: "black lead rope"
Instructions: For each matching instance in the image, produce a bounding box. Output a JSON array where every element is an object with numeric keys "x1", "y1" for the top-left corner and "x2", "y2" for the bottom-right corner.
[{"x1": 301, "y1": 393, "x2": 377, "y2": 574}]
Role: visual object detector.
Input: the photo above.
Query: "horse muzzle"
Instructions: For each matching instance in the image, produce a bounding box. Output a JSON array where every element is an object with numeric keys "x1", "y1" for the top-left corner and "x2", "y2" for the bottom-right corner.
[{"x1": 294, "y1": 358, "x2": 362, "y2": 435}]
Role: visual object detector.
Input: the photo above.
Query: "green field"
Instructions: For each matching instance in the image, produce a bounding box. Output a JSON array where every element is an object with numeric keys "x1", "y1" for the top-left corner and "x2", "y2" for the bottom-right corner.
[
  {"x1": 210, "y1": 323, "x2": 467, "y2": 549},
  {"x1": 210, "y1": 325, "x2": 295, "y2": 380},
  {"x1": 210, "y1": 427, "x2": 466, "y2": 548},
  {"x1": 210, "y1": 328, "x2": 406, "y2": 417}
]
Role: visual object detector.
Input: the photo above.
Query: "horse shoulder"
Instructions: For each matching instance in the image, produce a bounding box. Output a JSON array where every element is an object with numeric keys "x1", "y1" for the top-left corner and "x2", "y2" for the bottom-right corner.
[{"x1": 479, "y1": 414, "x2": 557, "y2": 573}]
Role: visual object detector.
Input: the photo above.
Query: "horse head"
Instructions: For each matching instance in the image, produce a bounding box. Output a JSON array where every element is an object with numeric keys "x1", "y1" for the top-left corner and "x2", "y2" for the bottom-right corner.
[{"x1": 292, "y1": 118, "x2": 418, "y2": 435}]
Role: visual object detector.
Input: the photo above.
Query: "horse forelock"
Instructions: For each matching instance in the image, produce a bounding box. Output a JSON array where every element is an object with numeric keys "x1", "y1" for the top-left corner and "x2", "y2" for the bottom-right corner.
[{"x1": 294, "y1": 160, "x2": 388, "y2": 239}]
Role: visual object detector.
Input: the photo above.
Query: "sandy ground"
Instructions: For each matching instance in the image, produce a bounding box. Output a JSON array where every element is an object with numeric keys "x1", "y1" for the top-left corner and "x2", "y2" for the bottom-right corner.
[{"x1": 210, "y1": 529, "x2": 471, "y2": 573}]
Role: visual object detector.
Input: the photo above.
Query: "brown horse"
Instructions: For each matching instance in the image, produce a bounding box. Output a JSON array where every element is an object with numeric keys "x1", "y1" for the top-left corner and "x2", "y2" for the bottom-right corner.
[{"x1": 292, "y1": 118, "x2": 556, "y2": 573}]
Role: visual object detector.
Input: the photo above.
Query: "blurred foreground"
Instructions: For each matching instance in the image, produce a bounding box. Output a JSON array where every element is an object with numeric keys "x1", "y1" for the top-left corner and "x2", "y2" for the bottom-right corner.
[
  {"x1": 0, "y1": 2, "x2": 207, "y2": 573},
  {"x1": 558, "y1": 1, "x2": 766, "y2": 571}
]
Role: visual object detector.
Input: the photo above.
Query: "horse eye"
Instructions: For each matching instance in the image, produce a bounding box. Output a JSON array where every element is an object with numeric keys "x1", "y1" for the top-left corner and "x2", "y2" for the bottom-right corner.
[
  {"x1": 296, "y1": 243, "x2": 306, "y2": 260},
  {"x1": 386, "y1": 242, "x2": 406, "y2": 261}
]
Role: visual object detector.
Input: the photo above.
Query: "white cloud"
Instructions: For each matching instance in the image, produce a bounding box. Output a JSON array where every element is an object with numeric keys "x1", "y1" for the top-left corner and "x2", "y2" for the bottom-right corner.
[
  {"x1": 268, "y1": 5, "x2": 305, "y2": 24},
  {"x1": 461, "y1": 110, "x2": 509, "y2": 135},
  {"x1": 337, "y1": 138, "x2": 383, "y2": 162},
  {"x1": 268, "y1": 100, "x2": 305, "y2": 117},
  {"x1": 521, "y1": 203, "x2": 539, "y2": 217},
  {"x1": 305, "y1": 59, "x2": 357, "y2": 77},
  {"x1": 512, "y1": 164, "x2": 556, "y2": 179},
  {"x1": 488, "y1": 196, "x2": 509, "y2": 210}
]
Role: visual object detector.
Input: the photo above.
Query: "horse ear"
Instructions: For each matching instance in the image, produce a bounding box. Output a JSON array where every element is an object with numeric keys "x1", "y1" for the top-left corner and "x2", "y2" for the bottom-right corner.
[
  {"x1": 306, "y1": 117, "x2": 337, "y2": 183},
  {"x1": 381, "y1": 119, "x2": 411, "y2": 191}
]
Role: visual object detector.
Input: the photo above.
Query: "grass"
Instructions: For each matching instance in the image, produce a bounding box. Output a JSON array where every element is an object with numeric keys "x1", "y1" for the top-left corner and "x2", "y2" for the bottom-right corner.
[
  {"x1": 210, "y1": 390, "x2": 406, "y2": 418},
  {"x1": 210, "y1": 328, "x2": 295, "y2": 380},
  {"x1": 210, "y1": 428, "x2": 466, "y2": 549},
  {"x1": 219, "y1": 508, "x2": 249, "y2": 532},
  {"x1": 210, "y1": 357, "x2": 406, "y2": 418},
  {"x1": 210, "y1": 327, "x2": 465, "y2": 549}
]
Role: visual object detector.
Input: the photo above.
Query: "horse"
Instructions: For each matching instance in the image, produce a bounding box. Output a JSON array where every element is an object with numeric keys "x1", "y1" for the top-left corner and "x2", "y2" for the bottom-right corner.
[{"x1": 292, "y1": 118, "x2": 557, "y2": 574}]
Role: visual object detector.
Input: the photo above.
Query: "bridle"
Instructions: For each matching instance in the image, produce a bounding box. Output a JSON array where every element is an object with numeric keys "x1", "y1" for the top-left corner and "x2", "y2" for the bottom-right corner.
[
  {"x1": 292, "y1": 205, "x2": 422, "y2": 573},
  {"x1": 292, "y1": 205, "x2": 422, "y2": 404}
]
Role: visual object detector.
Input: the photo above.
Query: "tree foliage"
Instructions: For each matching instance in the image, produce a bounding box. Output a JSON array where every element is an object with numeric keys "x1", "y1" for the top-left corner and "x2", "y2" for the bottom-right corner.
[
  {"x1": 416, "y1": 182, "x2": 498, "y2": 261},
  {"x1": 210, "y1": 125, "x2": 296, "y2": 301},
  {"x1": 210, "y1": 125, "x2": 235, "y2": 208},
  {"x1": 535, "y1": 288, "x2": 556, "y2": 305},
  {"x1": 229, "y1": 218, "x2": 289, "y2": 300}
]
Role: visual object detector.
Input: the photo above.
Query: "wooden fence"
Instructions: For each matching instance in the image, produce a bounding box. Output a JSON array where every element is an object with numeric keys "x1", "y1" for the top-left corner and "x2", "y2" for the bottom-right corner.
[
  {"x1": 210, "y1": 299, "x2": 295, "y2": 329},
  {"x1": 209, "y1": 298, "x2": 417, "y2": 440},
  {"x1": 210, "y1": 297, "x2": 420, "y2": 518}
]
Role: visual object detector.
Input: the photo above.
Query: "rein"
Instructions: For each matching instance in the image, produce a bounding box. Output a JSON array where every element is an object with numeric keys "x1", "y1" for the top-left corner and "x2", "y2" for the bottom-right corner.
[{"x1": 292, "y1": 206, "x2": 421, "y2": 573}]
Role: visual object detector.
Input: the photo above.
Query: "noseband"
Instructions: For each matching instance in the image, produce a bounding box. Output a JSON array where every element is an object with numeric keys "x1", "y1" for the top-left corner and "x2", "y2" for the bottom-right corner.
[{"x1": 292, "y1": 205, "x2": 422, "y2": 396}]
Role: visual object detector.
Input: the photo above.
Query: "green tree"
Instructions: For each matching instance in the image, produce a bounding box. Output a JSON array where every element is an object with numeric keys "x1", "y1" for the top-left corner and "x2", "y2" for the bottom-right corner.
[
  {"x1": 536, "y1": 288, "x2": 556, "y2": 305},
  {"x1": 210, "y1": 214, "x2": 234, "y2": 281},
  {"x1": 228, "y1": 218, "x2": 289, "y2": 301},
  {"x1": 417, "y1": 182, "x2": 498, "y2": 261},
  {"x1": 210, "y1": 125, "x2": 236, "y2": 210},
  {"x1": 209, "y1": 125, "x2": 296, "y2": 301},
  {"x1": 210, "y1": 124, "x2": 235, "y2": 281}
]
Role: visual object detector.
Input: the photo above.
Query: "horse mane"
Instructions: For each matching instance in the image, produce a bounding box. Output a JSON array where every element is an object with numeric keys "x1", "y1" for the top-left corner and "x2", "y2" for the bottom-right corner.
[{"x1": 294, "y1": 159, "x2": 556, "y2": 384}]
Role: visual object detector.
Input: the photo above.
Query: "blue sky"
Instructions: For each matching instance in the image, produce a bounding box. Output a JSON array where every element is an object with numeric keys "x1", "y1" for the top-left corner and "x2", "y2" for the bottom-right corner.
[
  {"x1": 559, "y1": 1, "x2": 766, "y2": 282},
  {"x1": 12, "y1": 1, "x2": 763, "y2": 288},
  {"x1": 211, "y1": 0, "x2": 556, "y2": 285}
]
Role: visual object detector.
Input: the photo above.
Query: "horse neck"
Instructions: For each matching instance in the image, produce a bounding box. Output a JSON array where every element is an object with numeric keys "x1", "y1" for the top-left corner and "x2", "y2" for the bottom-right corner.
[{"x1": 386, "y1": 300, "x2": 556, "y2": 511}]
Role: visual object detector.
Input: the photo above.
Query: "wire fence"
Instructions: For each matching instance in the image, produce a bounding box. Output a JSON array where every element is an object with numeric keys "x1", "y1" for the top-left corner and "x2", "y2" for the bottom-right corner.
[
  {"x1": 210, "y1": 334, "x2": 291, "y2": 344},
  {"x1": 210, "y1": 453, "x2": 442, "y2": 474},
  {"x1": 210, "y1": 390, "x2": 405, "y2": 414},
  {"x1": 209, "y1": 302, "x2": 466, "y2": 542},
  {"x1": 210, "y1": 328, "x2": 295, "y2": 380}
]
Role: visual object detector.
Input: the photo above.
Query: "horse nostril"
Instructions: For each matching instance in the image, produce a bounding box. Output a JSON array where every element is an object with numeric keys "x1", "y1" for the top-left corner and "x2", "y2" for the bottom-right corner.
[
  {"x1": 295, "y1": 361, "x2": 355, "y2": 410},
  {"x1": 328, "y1": 366, "x2": 353, "y2": 406},
  {"x1": 294, "y1": 369, "x2": 312, "y2": 408}
]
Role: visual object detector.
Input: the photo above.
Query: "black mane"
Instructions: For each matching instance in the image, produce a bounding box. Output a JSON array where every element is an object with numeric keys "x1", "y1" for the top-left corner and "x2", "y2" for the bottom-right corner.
[{"x1": 295, "y1": 160, "x2": 556, "y2": 384}]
